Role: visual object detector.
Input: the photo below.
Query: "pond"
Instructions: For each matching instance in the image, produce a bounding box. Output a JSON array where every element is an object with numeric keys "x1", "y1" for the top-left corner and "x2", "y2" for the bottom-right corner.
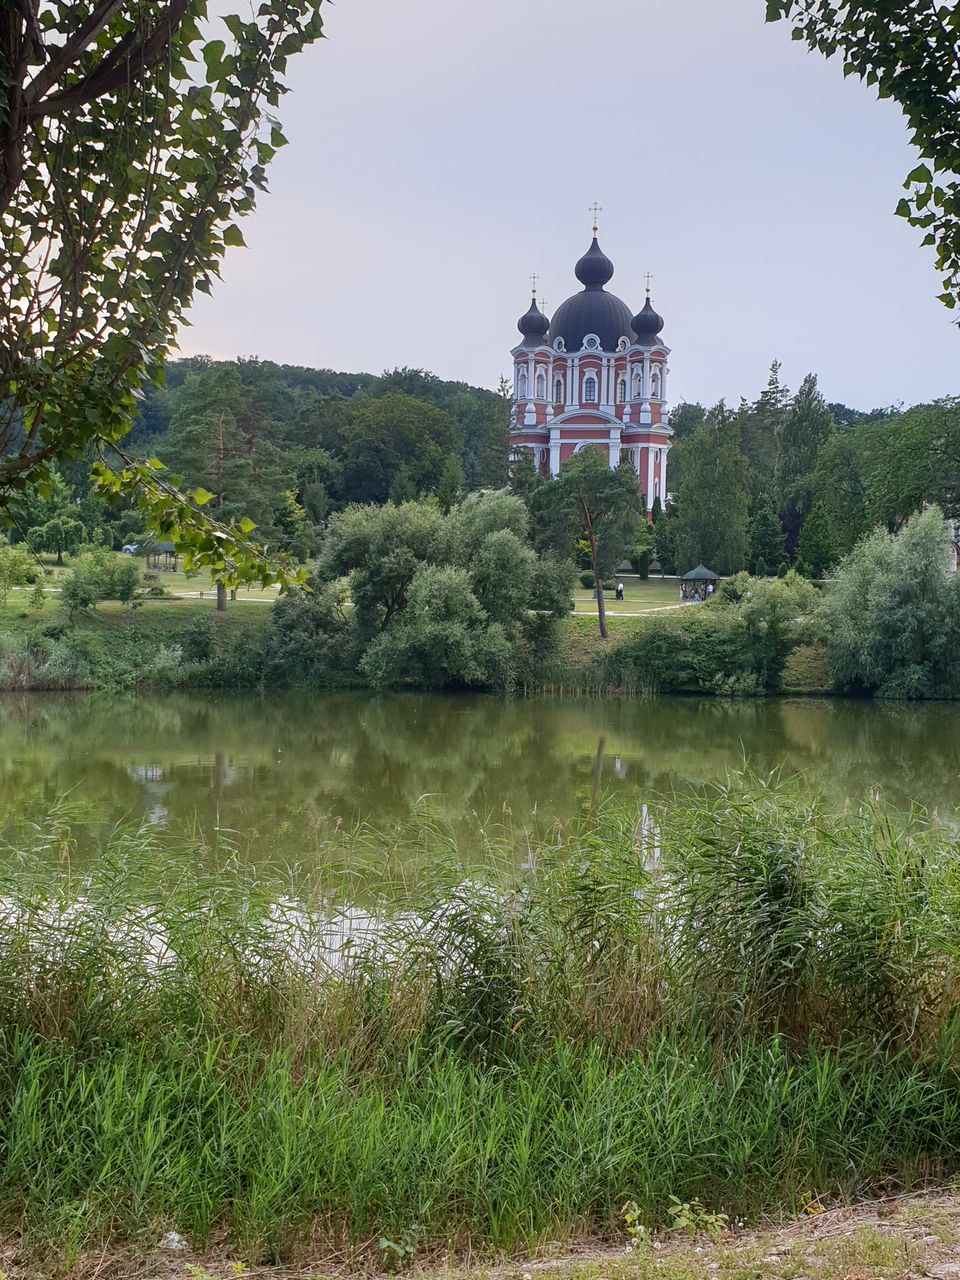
[{"x1": 1, "y1": 691, "x2": 959, "y2": 870}]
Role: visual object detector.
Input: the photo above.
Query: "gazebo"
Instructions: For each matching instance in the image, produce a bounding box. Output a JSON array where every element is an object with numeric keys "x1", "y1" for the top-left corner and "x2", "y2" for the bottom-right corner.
[{"x1": 680, "y1": 564, "x2": 718, "y2": 602}]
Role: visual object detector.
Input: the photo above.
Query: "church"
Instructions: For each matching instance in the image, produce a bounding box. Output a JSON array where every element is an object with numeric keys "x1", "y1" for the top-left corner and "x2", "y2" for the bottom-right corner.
[{"x1": 510, "y1": 220, "x2": 672, "y2": 514}]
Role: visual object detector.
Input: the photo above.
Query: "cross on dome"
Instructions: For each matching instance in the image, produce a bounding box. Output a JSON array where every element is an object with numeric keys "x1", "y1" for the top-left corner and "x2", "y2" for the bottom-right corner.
[
  {"x1": 529, "y1": 271, "x2": 539, "y2": 297},
  {"x1": 589, "y1": 202, "x2": 603, "y2": 233}
]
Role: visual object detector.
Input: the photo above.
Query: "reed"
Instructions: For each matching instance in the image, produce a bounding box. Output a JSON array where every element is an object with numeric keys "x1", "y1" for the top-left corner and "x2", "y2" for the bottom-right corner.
[{"x1": 1, "y1": 778, "x2": 960, "y2": 1265}]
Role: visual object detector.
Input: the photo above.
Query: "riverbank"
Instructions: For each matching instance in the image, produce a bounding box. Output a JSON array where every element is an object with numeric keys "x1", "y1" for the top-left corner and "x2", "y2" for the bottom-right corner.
[
  {"x1": 0, "y1": 585, "x2": 832, "y2": 695},
  {"x1": 4, "y1": 784, "x2": 960, "y2": 1270},
  {"x1": 9, "y1": 1187, "x2": 960, "y2": 1280}
]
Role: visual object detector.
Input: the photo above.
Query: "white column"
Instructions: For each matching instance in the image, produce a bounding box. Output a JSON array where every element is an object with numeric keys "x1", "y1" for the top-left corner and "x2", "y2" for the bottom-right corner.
[
  {"x1": 641, "y1": 353, "x2": 652, "y2": 425},
  {"x1": 645, "y1": 445, "x2": 655, "y2": 512},
  {"x1": 609, "y1": 427, "x2": 621, "y2": 469},
  {"x1": 549, "y1": 428, "x2": 561, "y2": 477},
  {"x1": 568, "y1": 356, "x2": 579, "y2": 410},
  {"x1": 660, "y1": 447, "x2": 669, "y2": 503}
]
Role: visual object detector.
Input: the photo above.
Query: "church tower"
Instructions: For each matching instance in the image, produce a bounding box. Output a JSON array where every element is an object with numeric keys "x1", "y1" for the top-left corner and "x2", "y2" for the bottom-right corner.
[{"x1": 510, "y1": 218, "x2": 672, "y2": 513}]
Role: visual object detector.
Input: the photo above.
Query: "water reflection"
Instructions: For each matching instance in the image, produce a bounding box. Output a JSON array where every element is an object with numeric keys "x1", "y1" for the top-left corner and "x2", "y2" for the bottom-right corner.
[{"x1": 0, "y1": 690, "x2": 958, "y2": 867}]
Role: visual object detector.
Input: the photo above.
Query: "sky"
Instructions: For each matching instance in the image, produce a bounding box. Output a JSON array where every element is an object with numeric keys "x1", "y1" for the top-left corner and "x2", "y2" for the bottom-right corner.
[{"x1": 179, "y1": 0, "x2": 959, "y2": 412}]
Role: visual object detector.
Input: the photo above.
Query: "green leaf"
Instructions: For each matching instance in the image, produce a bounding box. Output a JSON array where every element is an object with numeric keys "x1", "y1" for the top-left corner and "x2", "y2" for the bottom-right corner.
[
  {"x1": 238, "y1": 516, "x2": 257, "y2": 534},
  {"x1": 905, "y1": 164, "x2": 932, "y2": 185},
  {"x1": 192, "y1": 487, "x2": 215, "y2": 507},
  {"x1": 222, "y1": 224, "x2": 247, "y2": 248}
]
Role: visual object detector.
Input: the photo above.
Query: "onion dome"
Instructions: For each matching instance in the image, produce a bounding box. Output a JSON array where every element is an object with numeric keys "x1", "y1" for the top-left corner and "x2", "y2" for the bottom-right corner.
[
  {"x1": 574, "y1": 236, "x2": 615, "y2": 289},
  {"x1": 632, "y1": 295, "x2": 665, "y2": 344},
  {"x1": 549, "y1": 235, "x2": 634, "y2": 353},
  {"x1": 517, "y1": 295, "x2": 550, "y2": 345}
]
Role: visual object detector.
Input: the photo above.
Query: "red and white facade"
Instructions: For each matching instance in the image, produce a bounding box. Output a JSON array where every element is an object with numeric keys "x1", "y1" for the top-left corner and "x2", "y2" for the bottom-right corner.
[{"x1": 510, "y1": 233, "x2": 672, "y2": 513}]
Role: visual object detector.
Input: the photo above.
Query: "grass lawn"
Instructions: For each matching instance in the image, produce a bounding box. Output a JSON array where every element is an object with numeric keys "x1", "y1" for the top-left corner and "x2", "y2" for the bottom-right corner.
[
  {"x1": 572, "y1": 575, "x2": 681, "y2": 614},
  {"x1": 0, "y1": 592, "x2": 273, "y2": 639}
]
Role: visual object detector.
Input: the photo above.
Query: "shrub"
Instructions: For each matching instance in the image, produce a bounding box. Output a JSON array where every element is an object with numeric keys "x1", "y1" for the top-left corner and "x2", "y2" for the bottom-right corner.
[
  {"x1": 820, "y1": 505, "x2": 960, "y2": 698},
  {"x1": 781, "y1": 642, "x2": 831, "y2": 693},
  {"x1": 777, "y1": 561, "x2": 789, "y2": 578},
  {"x1": 360, "y1": 564, "x2": 512, "y2": 691},
  {"x1": 580, "y1": 571, "x2": 595, "y2": 589}
]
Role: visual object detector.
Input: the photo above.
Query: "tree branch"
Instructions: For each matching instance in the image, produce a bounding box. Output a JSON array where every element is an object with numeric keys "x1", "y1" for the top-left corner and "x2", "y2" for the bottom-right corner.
[
  {"x1": 23, "y1": 0, "x2": 128, "y2": 107},
  {"x1": 27, "y1": 0, "x2": 190, "y2": 120}
]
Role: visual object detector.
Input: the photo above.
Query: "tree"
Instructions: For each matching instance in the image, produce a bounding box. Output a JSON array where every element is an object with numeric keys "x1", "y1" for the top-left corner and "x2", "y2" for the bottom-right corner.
[
  {"x1": 0, "y1": 544, "x2": 33, "y2": 606},
  {"x1": 359, "y1": 565, "x2": 512, "y2": 692},
  {"x1": 319, "y1": 502, "x2": 446, "y2": 636},
  {"x1": 674, "y1": 404, "x2": 751, "y2": 576},
  {"x1": 435, "y1": 455, "x2": 465, "y2": 514},
  {"x1": 741, "y1": 361, "x2": 789, "y2": 487},
  {"x1": 28, "y1": 513, "x2": 85, "y2": 566},
  {"x1": 1, "y1": 2, "x2": 322, "y2": 593},
  {"x1": 796, "y1": 500, "x2": 837, "y2": 578},
  {"x1": 820, "y1": 506, "x2": 960, "y2": 698},
  {"x1": 776, "y1": 373, "x2": 834, "y2": 554},
  {"x1": 767, "y1": 1, "x2": 960, "y2": 311},
  {"x1": 339, "y1": 395, "x2": 464, "y2": 506},
  {"x1": 536, "y1": 448, "x2": 643, "y2": 639},
  {"x1": 24, "y1": 472, "x2": 86, "y2": 564},
  {"x1": 748, "y1": 488, "x2": 786, "y2": 574}
]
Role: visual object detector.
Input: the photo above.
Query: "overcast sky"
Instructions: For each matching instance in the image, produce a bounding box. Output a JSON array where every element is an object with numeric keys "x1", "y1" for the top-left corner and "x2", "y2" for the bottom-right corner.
[{"x1": 179, "y1": 0, "x2": 958, "y2": 411}]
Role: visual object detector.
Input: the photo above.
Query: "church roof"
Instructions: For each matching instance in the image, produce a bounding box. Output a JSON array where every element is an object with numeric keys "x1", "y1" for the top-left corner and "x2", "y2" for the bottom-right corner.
[{"x1": 547, "y1": 235, "x2": 636, "y2": 353}]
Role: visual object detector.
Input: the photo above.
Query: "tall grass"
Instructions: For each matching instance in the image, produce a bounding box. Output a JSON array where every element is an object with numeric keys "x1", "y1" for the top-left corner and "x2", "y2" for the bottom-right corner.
[{"x1": 2, "y1": 779, "x2": 960, "y2": 1263}]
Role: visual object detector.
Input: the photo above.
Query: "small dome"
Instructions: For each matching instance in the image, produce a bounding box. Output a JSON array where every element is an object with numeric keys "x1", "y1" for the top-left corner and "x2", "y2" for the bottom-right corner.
[
  {"x1": 517, "y1": 296, "x2": 549, "y2": 344},
  {"x1": 575, "y1": 237, "x2": 615, "y2": 289},
  {"x1": 632, "y1": 296, "x2": 664, "y2": 343}
]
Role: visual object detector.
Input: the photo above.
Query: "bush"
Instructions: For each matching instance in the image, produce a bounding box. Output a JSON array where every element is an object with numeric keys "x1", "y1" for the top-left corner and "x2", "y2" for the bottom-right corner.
[
  {"x1": 820, "y1": 505, "x2": 960, "y2": 698},
  {"x1": 633, "y1": 550, "x2": 651, "y2": 579},
  {"x1": 777, "y1": 561, "x2": 789, "y2": 578},
  {"x1": 360, "y1": 564, "x2": 512, "y2": 692},
  {"x1": 579, "y1": 571, "x2": 595, "y2": 589},
  {"x1": 781, "y1": 642, "x2": 831, "y2": 693}
]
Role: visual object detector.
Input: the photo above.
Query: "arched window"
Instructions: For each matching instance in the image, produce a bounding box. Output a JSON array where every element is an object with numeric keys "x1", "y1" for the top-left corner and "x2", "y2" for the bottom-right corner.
[
  {"x1": 633, "y1": 368, "x2": 643, "y2": 398},
  {"x1": 651, "y1": 367, "x2": 661, "y2": 399},
  {"x1": 535, "y1": 371, "x2": 546, "y2": 399},
  {"x1": 518, "y1": 368, "x2": 527, "y2": 398},
  {"x1": 554, "y1": 376, "x2": 564, "y2": 403},
  {"x1": 583, "y1": 375, "x2": 597, "y2": 403},
  {"x1": 616, "y1": 378, "x2": 626, "y2": 404}
]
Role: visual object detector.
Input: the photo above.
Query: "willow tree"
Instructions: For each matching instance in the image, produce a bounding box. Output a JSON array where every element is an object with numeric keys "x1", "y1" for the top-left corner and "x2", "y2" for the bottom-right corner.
[
  {"x1": 0, "y1": 1, "x2": 323, "y2": 589},
  {"x1": 766, "y1": 1, "x2": 960, "y2": 313}
]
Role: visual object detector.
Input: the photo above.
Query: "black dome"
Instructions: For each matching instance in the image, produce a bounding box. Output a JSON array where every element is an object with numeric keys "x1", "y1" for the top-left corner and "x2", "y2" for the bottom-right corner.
[
  {"x1": 575, "y1": 236, "x2": 615, "y2": 288},
  {"x1": 517, "y1": 296, "x2": 549, "y2": 344},
  {"x1": 549, "y1": 290, "x2": 635, "y2": 353},
  {"x1": 632, "y1": 296, "x2": 665, "y2": 343},
  {"x1": 549, "y1": 234, "x2": 635, "y2": 352}
]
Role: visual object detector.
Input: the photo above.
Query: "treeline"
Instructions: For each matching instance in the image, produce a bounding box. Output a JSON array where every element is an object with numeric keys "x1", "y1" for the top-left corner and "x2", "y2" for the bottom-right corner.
[
  {"x1": 651, "y1": 364, "x2": 960, "y2": 577},
  {"x1": 6, "y1": 359, "x2": 509, "y2": 562}
]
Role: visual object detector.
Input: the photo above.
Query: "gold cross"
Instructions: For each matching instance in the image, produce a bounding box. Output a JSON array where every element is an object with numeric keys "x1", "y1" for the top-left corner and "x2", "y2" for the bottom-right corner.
[
  {"x1": 530, "y1": 271, "x2": 539, "y2": 297},
  {"x1": 644, "y1": 272, "x2": 653, "y2": 297},
  {"x1": 589, "y1": 202, "x2": 603, "y2": 233}
]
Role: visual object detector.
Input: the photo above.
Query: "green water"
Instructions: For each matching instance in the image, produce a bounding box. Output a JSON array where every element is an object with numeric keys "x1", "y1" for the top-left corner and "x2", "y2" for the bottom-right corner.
[{"x1": 1, "y1": 691, "x2": 959, "y2": 866}]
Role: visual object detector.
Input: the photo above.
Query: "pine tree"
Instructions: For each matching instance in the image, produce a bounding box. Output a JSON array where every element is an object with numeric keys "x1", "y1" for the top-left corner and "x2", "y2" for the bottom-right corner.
[
  {"x1": 741, "y1": 361, "x2": 790, "y2": 485},
  {"x1": 674, "y1": 404, "x2": 750, "y2": 575},
  {"x1": 776, "y1": 373, "x2": 834, "y2": 554},
  {"x1": 748, "y1": 488, "x2": 785, "y2": 573},
  {"x1": 435, "y1": 456, "x2": 465, "y2": 514},
  {"x1": 796, "y1": 500, "x2": 838, "y2": 579}
]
